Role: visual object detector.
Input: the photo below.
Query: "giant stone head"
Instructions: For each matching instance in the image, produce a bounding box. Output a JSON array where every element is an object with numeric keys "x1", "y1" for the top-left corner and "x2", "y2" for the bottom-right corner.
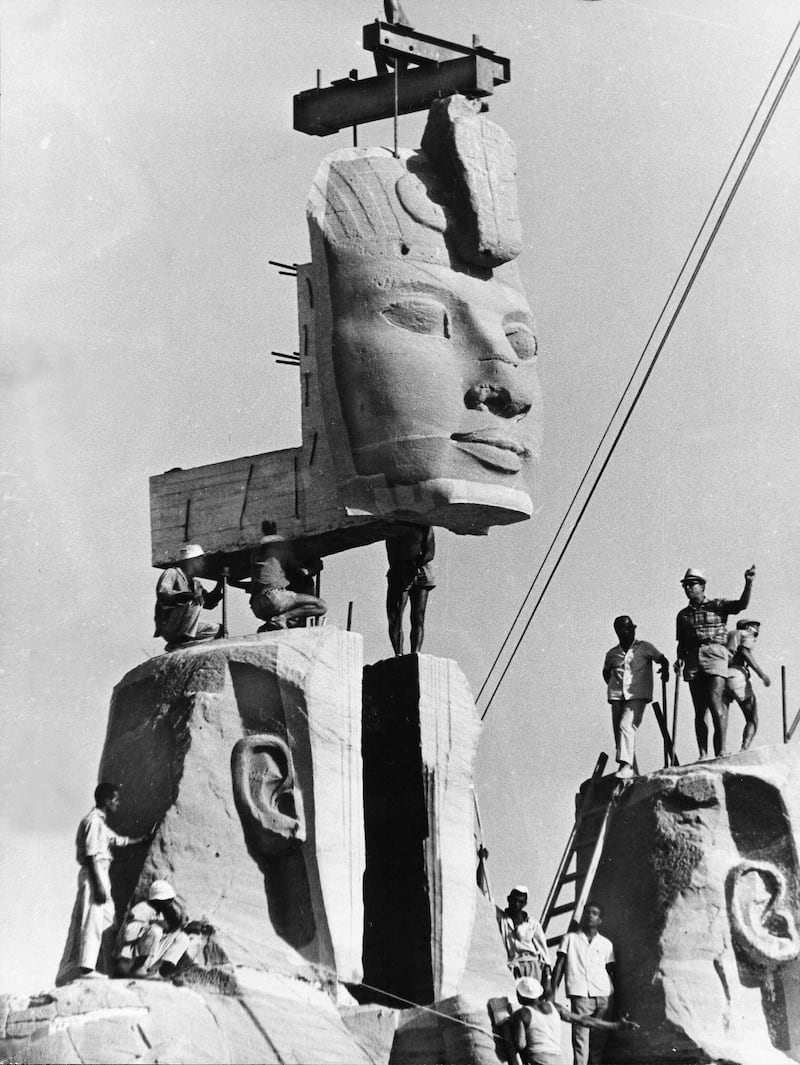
[{"x1": 306, "y1": 95, "x2": 541, "y2": 533}]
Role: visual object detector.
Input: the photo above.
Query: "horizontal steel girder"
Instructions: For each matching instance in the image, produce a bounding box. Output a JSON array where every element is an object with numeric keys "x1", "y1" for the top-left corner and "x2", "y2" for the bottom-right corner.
[
  {"x1": 362, "y1": 19, "x2": 505, "y2": 66},
  {"x1": 293, "y1": 53, "x2": 510, "y2": 137}
]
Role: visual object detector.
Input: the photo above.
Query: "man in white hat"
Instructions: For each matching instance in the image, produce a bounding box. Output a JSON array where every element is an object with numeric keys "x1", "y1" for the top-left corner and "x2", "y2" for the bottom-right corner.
[
  {"x1": 675, "y1": 564, "x2": 755, "y2": 759},
  {"x1": 154, "y1": 544, "x2": 223, "y2": 651},
  {"x1": 511, "y1": 974, "x2": 637, "y2": 1065},
  {"x1": 115, "y1": 879, "x2": 211, "y2": 978},
  {"x1": 495, "y1": 885, "x2": 550, "y2": 981}
]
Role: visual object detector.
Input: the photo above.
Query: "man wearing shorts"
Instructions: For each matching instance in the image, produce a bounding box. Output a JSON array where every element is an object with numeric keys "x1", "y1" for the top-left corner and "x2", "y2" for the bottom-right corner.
[
  {"x1": 725, "y1": 618, "x2": 771, "y2": 751},
  {"x1": 245, "y1": 522, "x2": 327, "y2": 630},
  {"x1": 675, "y1": 565, "x2": 755, "y2": 759},
  {"x1": 385, "y1": 524, "x2": 436, "y2": 655}
]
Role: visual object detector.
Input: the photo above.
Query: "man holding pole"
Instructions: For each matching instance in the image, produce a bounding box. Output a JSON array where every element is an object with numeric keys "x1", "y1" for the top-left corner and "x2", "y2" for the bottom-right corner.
[
  {"x1": 675, "y1": 564, "x2": 755, "y2": 759},
  {"x1": 602, "y1": 616, "x2": 669, "y2": 778}
]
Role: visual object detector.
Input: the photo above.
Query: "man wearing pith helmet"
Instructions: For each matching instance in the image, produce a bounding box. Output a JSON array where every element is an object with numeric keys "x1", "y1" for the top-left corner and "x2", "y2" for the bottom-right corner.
[
  {"x1": 675, "y1": 563, "x2": 755, "y2": 759},
  {"x1": 154, "y1": 543, "x2": 223, "y2": 651}
]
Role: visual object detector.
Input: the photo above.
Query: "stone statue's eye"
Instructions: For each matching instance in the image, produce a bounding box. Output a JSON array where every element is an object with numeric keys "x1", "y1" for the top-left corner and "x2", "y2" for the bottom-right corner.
[
  {"x1": 505, "y1": 324, "x2": 537, "y2": 361},
  {"x1": 381, "y1": 299, "x2": 450, "y2": 338}
]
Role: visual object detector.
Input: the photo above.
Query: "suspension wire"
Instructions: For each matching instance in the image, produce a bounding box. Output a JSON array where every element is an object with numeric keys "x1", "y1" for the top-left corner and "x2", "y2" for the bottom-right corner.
[
  {"x1": 475, "y1": 15, "x2": 800, "y2": 710},
  {"x1": 477, "y1": 17, "x2": 800, "y2": 723}
]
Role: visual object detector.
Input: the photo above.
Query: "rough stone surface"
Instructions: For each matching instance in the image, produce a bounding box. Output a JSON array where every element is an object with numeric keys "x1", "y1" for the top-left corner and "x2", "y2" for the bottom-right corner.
[
  {"x1": 96, "y1": 629, "x2": 365, "y2": 985},
  {"x1": 6, "y1": 636, "x2": 515, "y2": 1064},
  {"x1": 420, "y1": 94, "x2": 522, "y2": 268},
  {"x1": 590, "y1": 742, "x2": 800, "y2": 1065},
  {"x1": 362, "y1": 654, "x2": 481, "y2": 1005},
  {"x1": 0, "y1": 972, "x2": 376, "y2": 1065}
]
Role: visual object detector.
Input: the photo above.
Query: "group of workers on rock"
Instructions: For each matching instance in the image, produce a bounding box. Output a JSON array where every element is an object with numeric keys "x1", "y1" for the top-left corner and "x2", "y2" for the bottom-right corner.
[
  {"x1": 496, "y1": 884, "x2": 637, "y2": 1065},
  {"x1": 153, "y1": 521, "x2": 437, "y2": 656},
  {"x1": 55, "y1": 783, "x2": 214, "y2": 988},
  {"x1": 602, "y1": 563, "x2": 768, "y2": 777}
]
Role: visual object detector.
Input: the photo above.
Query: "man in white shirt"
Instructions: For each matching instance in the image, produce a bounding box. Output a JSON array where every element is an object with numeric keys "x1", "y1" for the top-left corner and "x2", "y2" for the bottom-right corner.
[
  {"x1": 56, "y1": 783, "x2": 149, "y2": 985},
  {"x1": 553, "y1": 902, "x2": 616, "y2": 1065},
  {"x1": 602, "y1": 616, "x2": 669, "y2": 778}
]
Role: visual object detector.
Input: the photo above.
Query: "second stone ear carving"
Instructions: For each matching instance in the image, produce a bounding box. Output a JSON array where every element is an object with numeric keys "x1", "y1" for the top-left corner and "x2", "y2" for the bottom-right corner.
[{"x1": 231, "y1": 732, "x2": 306, "y2": 855}]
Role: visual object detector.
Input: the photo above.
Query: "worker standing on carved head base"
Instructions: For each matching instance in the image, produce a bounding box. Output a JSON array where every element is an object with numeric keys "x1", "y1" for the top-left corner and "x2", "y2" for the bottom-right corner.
[
  {"x1": 602, "y1": 615, "x2": 669, "y2": 779},
  {"x1": 675, "y1": 564, "x2": 755, "y2": 759},
  {"x1": 724, "y1": 617, "x2": 771, "y2": 751},
  {"x1": 154, "y1": 543, "x2": 223, "y2": 651},
  {"x1": 385, "y1": 523, "x2": 436, "y2": 655}
]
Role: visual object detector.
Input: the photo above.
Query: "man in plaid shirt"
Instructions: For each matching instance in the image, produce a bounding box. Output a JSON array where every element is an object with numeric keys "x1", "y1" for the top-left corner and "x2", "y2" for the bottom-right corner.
[{"x1": 675, "y1": 564, "x2": 756, "y2": 759}]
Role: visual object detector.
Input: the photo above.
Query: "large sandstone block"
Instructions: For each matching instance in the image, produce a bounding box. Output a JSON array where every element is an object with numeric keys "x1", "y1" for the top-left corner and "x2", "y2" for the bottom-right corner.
[
  {"x1": 589, "y1": 743, "x2": 800, "y2": 1065},
  {"x1": 98, "y1": 630, "x2": 365, "y2": 984},
  {"x1": 362, "y1": 654, "x2": 481, "y2": 1005},
  {"x1": 0, "y1": 973, "x2": 376, "y2": 1065}
]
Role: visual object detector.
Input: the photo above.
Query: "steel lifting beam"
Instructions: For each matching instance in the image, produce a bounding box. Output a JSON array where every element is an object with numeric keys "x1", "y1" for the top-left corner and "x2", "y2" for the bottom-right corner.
[
  {"x1": 362, "y1": 20, "x2": 507, "y2": 69},
  {"x1": 293, "y1": 22, "x2": 510, "y2": 137}
]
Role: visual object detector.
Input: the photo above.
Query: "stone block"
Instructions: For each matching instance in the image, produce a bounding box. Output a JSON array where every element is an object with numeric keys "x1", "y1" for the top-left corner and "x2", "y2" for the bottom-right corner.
[
  {"x1": 97, "y1": 630, "x2": 365, "y2": 985},
  {"x1": 362, "y1": 654, "x2": 480, "y2": 1005},
  {"x1": 589, "y1": 743, "x2": 800, "y2": 1065},
  {"x1": 0, "y1": 973, "x2": 376, "y2": 1065}
]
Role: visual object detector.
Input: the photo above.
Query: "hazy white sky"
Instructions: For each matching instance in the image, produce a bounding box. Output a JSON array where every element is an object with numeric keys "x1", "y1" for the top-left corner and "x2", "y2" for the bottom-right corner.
[{"x1": 3, "y1": 0, "x2": 800, "y2": 995}]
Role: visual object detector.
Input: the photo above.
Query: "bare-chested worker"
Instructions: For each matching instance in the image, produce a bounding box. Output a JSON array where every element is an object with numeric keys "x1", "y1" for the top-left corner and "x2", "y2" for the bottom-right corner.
[
  {"x1": 675, "y1": 564, "x2": 755, "y2": 759},
  {"x1": 154, "y1": 544, "x2": 223, "y2": 651},
  {"x1": 385, "y1": 524, "x2": 436, "y2": 655},
  {"x1": 245, "y1": 522, "x2": 326, "y2": 631},
  {"x1": 724, "y1": 618, "x2": 771, "y2": 751}
]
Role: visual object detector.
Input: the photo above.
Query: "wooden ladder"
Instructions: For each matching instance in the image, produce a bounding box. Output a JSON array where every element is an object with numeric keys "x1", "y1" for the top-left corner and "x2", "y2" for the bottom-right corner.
[{"x1": 539, "y1": 753, "x2": 617, "y2": 951}]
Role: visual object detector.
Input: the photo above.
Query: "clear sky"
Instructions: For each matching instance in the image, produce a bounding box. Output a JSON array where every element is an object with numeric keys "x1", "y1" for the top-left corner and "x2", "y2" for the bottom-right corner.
[{"x1": 3, "y1": 0, "x2": 800, "y2": 995}]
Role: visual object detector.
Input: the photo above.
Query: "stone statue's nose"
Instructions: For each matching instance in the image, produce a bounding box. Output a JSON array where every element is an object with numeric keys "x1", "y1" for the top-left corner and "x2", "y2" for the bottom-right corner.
[{"x1": 464, "y1": 383, "x2": 532, "y2": 420}]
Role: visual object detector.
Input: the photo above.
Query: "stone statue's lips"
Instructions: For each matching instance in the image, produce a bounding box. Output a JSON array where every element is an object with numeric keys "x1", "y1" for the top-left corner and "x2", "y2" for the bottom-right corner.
[{"x1": 450, "y1": 430, "x2": 530, "y2": 473}]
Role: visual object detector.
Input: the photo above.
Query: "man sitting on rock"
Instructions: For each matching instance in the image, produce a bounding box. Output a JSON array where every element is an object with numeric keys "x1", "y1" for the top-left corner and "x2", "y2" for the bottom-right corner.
[
  {"x1": 242, "y1": 522, "x2": 327, "y2": 631},
  {"x1": 115, "y1": 879, "x2": 211, "y2": 979},
  {"x1": 154, "y1": 543, "x2": 223, "y2": 651}
]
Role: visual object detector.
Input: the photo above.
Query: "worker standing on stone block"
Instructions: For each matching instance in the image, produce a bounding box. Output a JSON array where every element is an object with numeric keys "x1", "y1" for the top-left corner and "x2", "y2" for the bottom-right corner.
[
  {"x1": 385, "y1": 524, "x2": 436, "y2": 655},
  {"x1": 495, "y1": 885, "x2": 550, "y2": 983},
  {"x1": 602, "y1": 615, "x2": 669, "y2": 779},
  {"x1": 154, "y1": 543, "x2": 223, "y2": 651},
  {"x1": 552, "y1": 902, "x2": 617, "y2": 1065},
  {"x1": 675, "y1": 564, "x2": 755, "y2": 759},
  {"x1": 511, "y1": 976, "x2": 637, "y2": 1065},
  {"x1": 240, "y1": 521, "x2": 327, "y2": 631},
  {"x1": 724, "y1": 618, "x2": 771, "y2": 751},
  {"x1": 56, "y1": 783, "x2": 149, "y2": 986}
]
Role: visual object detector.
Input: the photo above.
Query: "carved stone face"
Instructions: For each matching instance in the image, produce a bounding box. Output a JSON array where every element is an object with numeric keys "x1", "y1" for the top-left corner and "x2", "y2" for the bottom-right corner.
[
  {"x1": 328, "y1": 258, "x2": 541, "y2": 489},
  {"x1": 307, "y1": 99, "x2": 540, "y2": 530}
]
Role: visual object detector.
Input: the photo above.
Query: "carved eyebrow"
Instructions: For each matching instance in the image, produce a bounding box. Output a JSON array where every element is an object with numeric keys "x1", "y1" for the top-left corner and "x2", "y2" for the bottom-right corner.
[{"x1": 380, "y1": 297, "x2": 450, "y2": 337}]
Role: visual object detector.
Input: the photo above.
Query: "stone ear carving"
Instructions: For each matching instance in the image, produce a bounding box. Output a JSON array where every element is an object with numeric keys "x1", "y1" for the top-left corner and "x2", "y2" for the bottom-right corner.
[
  {"x1": 231, "y1": 734, "x2": 306, "y2": 856},
  {"x1": 729, "y1": 861, "x2": 800, "y2": 966}
]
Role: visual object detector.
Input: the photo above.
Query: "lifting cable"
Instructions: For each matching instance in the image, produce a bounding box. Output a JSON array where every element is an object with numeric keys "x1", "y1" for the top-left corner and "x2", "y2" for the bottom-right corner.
[{"x1": 476, "y1": 16, "x2": 800, "y2": 724}]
